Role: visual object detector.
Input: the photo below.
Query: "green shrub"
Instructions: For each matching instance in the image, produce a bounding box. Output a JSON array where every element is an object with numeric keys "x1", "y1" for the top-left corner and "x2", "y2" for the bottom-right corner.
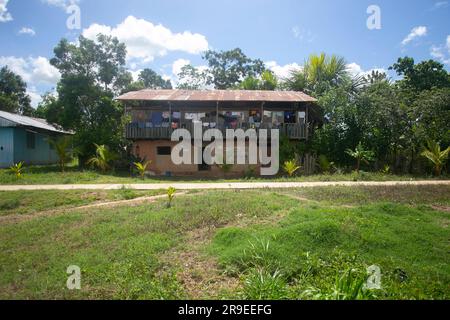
[
  {"x1": 9, "y1": 162, "x2": 25, "y2": 178},
  {"x1": 242, "y1": 269, "x2": 287, "y2": 300}
]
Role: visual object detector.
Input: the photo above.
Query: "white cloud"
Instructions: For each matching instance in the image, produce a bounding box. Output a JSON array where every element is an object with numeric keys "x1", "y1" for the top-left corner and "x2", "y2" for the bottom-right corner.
[
  {"x1": 346, "y1": 62, "x2": 386, "y2": 78},
  {"x1": 291, "y1": 26, "x2": 315, "y2": 43},
  {"x1": 0, "y1": 56, "x2": 61, "y2": 106},
  {"x1": 401, "y1": 26, "x2": 427, "y2": 46},
  {"x1": 292, "y1": 26, "x2": 301, "y2": 38},
  {"x1": 0, "y1": 0, "x2": 12, "y2": 22},
  {"x1": 27, "y1": 88, "x2": 43, "y2": 107},
  {"x1": 265, "y1": 61, "x2": 303, "y2": 79},
  {"x1": 430, "y1": 35, "x2": 450, "y2": 65},
  {"x1": 82, "y1": 16, "x2": 209, "y2": 63},
  {"x1": 19, "y1": 27, "x2": 36, "y2": 36},
  {"x1": 430, "y1": 1, "x2": 448, "y2": 10}
]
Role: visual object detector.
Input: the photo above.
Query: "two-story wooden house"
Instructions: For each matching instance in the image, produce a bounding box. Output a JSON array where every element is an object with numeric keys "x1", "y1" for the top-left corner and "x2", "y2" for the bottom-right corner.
[{"x1": 117, "y1": 89, "x2": 320, "y2": 177}]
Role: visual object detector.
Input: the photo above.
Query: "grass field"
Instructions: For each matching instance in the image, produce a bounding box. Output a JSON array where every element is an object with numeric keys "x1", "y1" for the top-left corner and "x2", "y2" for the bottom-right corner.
[
  {"x1": 0, "y1": 164, "x2": 447, "y2": 185},
  {"x1": 0, "y1": 188, "x2": 164, "y2": 217},
  {"x1": 0, "y1": 185, "x2": 449, "y2": 300}
]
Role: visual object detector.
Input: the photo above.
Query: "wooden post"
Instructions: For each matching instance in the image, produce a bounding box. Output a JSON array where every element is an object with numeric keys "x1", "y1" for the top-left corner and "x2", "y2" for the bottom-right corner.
[
  {"x1": 216, "y1": 101, "x2": 219, "y2": 127},
  {"x1": 261, "y1": 102, "x2": 265, "y2": 126},
  {"x1": 305, "y1": 104, "x2": 309, "y2": 140},
  {"x1": 168, "y1": 102, "x2": 172, "y2": 133}
]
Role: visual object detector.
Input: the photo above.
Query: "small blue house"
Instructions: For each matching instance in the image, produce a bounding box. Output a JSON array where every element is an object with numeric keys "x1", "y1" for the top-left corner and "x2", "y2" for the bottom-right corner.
[{"x1": 0, "y1": 110, "x2": 73, "y2": 168}]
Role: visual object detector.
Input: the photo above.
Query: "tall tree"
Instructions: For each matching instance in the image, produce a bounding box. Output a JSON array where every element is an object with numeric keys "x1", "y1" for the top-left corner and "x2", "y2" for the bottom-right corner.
[
  {"x1": 389, "y1": 57, "x2": 450, "y2": 91},
  {"x1": 138, "y1": 68, "x2": 172, "y2": 89},
  {"x1": 238, "y1": 70, "x2": 278, "y2": 90},
  {"x1": 177, "y1": 64, "x2": 208, "y2": 90},
  {"x1": 46, "y1": 34, "x2": 131, "y2": 164},
  {"x1": 203, "y1": 48, "x2": 266, "y2": 89},
  {"x1": 0, "y1": 66, "x2": 33, "y2": 115},
  {"x1": 51, "y1": 35, "x2": 131, "y2": 94},
  {"x1": 285, "y1": 53, "x2": 352, "y2": 97}
]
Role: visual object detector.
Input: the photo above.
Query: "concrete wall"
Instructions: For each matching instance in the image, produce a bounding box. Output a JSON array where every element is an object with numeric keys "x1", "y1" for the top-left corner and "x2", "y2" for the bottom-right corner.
[{"x1": 133, "y1": 140, "x2": 262, "y2": 177}]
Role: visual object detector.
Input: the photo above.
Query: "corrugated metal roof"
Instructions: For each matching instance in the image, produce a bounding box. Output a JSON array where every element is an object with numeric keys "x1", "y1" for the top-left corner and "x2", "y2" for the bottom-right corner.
[
  {"x1": 117, "y1": 89, "x2": 317, "y2": 103},
  {"x1": 0, "y1": 110, "x2": 73, "y2": 134}
]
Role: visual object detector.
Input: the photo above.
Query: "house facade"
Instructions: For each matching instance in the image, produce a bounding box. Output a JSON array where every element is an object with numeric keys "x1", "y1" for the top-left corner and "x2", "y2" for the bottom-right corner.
[
  {"x1": 117, "y1": 89, "x2": 320, "y2": 177},
  {"x1": 0, "y1": 111, "x2": 72, "y2": 168}
]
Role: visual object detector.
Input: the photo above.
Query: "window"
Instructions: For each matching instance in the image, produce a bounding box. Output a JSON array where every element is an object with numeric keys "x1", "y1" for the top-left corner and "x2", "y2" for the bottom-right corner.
[
  {"x1": 26, "y1": 132, "x2": 36, "y2": 149},
  {"x1": 157, "y1": 146, "x2": 171, "y2": 156}
]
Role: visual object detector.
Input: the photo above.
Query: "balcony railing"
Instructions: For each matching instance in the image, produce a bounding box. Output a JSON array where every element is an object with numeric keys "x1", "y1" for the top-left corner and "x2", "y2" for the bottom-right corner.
[{"x1": 126, "y1": 122, "x2": 308, "y2": 140}]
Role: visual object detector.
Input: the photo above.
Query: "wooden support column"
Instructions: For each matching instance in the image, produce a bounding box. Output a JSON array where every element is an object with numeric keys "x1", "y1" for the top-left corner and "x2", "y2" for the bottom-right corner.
[
  {"x1": 216, "y1": 101, "x2": 219, "y2": 126},
  {"x1": 261, "y1": 102, "x2": 265, "y2": 125},
  {"x1": 305, "y1": 103, "x2": 309, "y2": 140},
  {"x1": 168, "y1": 102, "x2": 172, "y2": 133}
]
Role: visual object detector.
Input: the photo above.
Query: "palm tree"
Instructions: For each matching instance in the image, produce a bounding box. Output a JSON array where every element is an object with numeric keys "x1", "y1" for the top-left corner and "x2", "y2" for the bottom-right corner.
[
  {"x1": 86, "y1": 144, "x2": 117, "y2": 173},
  {"x1": 49, "y1": 136, "x2": 75, "y2": 172},
  {"x1": 346, "y1": 142, "x2": 375, "y2": 173},
  {"x1": 421, "y1": 140, "x2": 450, "y2": 177},
  {"x1": 286, "y1": 53, "x2": 349, "y2": 95}
]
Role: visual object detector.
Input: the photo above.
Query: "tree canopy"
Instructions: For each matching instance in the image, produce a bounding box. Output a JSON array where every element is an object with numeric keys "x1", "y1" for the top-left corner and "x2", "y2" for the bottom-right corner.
[
  {"x1": 0, "y1": 66, "x2": 33, "y2": 116},
  {"x1": 202, "y1": 48, "x2": 266, "y2": 89}
]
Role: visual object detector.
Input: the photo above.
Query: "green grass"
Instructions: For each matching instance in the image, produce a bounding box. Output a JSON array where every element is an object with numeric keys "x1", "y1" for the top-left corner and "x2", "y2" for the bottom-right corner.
[
  {"x1": 0, "y1": 188, "x2": 162, "y2": 217},
  {"x1": 0, "y1": 164, "x2": 448, "y2": 185},
  {"x1": 0, "y1": 185, "x2": 449, "y2": 300}
]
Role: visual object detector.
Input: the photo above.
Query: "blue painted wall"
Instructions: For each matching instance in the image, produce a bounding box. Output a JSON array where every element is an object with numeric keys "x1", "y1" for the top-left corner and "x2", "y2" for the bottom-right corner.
[
  {"x1": 0, "y1": 127, "x2": 59, "y2": 168},
  {"x1": 0, "y1": 128, "x2": 14, "y2": 168}
]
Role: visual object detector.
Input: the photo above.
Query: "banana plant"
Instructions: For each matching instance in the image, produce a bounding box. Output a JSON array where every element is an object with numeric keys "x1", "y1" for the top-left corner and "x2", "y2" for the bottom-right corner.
[{"x1": 346, "y1": 142, "x2": 375, "y2": 173}]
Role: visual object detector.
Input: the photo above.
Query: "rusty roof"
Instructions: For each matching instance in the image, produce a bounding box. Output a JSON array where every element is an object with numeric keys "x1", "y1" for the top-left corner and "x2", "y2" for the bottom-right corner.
[{"x1": 116, "y1": 89, "x2": 317, "y2": 103}]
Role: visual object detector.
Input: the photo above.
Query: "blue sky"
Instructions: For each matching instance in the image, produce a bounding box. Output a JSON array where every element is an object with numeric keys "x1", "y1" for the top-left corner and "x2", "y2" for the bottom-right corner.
[{"x1": 0, "y1": 0, "x2": 449, "y2": 106}]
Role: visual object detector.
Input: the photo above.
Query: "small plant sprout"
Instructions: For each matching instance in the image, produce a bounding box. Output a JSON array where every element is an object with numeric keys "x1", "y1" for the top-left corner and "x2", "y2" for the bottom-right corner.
[
  {"x1": 134, "y1": 160, "x2": 151, "y2": 179},
  {"x1": 9, "y1": 162, "x2": 24, "y2": 178},
  {"x1": 380, "y1": 164, "x2": 391, "y2": 175},
  {"x1": 283, "y1": 159, "x2": 301, "y2": 177},
  {"x1": 167, "y1": 187, "x2": 176, "y2": 208}
]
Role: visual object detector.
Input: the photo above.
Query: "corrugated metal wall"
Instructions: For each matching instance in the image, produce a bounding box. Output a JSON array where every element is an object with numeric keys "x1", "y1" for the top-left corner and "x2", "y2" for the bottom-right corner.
[
  {"x1": 13, "y1": 128, "x2": 59, "y2": 165},
  {"x1": 0, "y1": 118, "x2": 17, "y2": 128},
  {"x1": 0, "y1": 128, "x2": 14, "y2": 168}
]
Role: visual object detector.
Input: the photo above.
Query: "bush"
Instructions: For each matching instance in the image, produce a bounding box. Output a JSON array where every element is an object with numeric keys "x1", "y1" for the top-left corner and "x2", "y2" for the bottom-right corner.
[{"x1": 242, "y1": 269, "x2": 287, "y2": 300}]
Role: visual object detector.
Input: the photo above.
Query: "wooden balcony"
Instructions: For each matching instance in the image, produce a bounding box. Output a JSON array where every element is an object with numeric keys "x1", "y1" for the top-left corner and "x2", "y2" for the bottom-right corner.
[{"x1": 125, "y1": 122, "x2": 308, "y2": 140}]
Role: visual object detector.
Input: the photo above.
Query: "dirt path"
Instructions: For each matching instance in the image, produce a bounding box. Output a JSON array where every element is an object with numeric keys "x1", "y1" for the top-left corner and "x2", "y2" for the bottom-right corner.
[
  {"x1": 0, "y1": 192, "x2": 187, "y2": 225},
  {"x1": 1, "y1": 180, "x2": 449, "y2": 191}
]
